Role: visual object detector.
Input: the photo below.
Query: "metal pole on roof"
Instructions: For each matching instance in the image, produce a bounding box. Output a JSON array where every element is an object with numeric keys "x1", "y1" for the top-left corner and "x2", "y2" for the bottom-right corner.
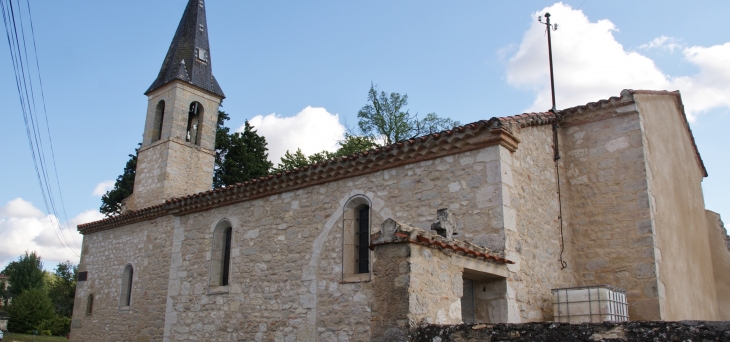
[
  {"x1": 539, "y1": 12, "x2": 558, "y2": 113},
  {"x1": 539, "y1": 12, "x2": 567, "y2": 270}
]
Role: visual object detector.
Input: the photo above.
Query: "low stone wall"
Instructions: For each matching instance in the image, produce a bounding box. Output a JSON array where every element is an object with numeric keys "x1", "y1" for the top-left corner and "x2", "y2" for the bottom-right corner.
[{"x1": 411, "y1": 321, "x2": 730, "y2": 341}]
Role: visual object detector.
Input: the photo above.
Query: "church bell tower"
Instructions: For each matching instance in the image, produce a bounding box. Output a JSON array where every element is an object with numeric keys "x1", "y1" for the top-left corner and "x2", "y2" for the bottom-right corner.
[{"x1": 126, "y1": 0, "x2": 225, "y2": 211}]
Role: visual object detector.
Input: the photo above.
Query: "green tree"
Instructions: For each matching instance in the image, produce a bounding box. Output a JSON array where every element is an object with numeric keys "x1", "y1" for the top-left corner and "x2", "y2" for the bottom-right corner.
[
  {"x1": 0, "y1": 277, "x2": 9, "y2": 313},
  {"x1": 214, "y1": 110, "x2": 233, "y2": 184},
  {"x1": 47, "y1": 261, "x2": 77, "y2": 317},
  {"x1": 273, "y1": 148, "x2": 310, "y2": 172},
  {"x1": 273, "y1": 135, "x2": 379, "y2": 173},
  {"x1": 100, "y1": 144, "x2": 140, "y2": 216},
  {"x1": 418, "y1": 112, "x2": 460, "y2": 136},
  {"x1": 334, "y1": 134, "x2": 377, "y2": 156},
  {"x1": 214, "y1": 114, "x2": 273, "y2": 187},
  {"x1": 357, "y1": 84, "x2": 459, "y2": 145},
  {"x1": 307, "y1": 150, "x2": 337, "y2": 164},
  {"x1": 6, "y1": 287, "x2": 54, "y2": 333},
  {"x1": 40, "y1": 315, "x2": 71, "y2": 336},
  {"x1": 3, "y1": 251, "x2": 45, "y2": 297}
]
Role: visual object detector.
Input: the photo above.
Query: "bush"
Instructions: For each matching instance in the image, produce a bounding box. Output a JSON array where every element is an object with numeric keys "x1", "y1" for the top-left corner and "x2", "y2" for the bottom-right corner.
[
  {"x1": 6, "y1": 287, "x2": 54, "y2": 333},
  {"x1": 40, "y1": 315, "x2": 71, "y2": 336}
]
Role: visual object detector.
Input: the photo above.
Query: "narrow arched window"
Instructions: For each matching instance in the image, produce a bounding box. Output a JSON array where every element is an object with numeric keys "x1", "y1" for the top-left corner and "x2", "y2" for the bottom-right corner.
[
  {"x1": 152, "y1": 100, "x2": 165, "y2": 142},
  {"x1": 186, "y1": 101, "x2": 203, "y2": 145},
  {"x1": 355, "y1": 205, "x2": 370, "y2": 274},
  {"x1": 119, "y1": 264, "x2": 133, "y2": 307},
  {"x1": 86, "y1": 294, "x2": 94, "y2": 315},
  {"x1": 221, "y1": 227, "x2": 232, "y2": 286},
  {"x1": 209, "y1": 220, "x2": 233, "y2": 292},
  {"x1": 342, "y1": 196, "x2": 372, "y2": 282}
]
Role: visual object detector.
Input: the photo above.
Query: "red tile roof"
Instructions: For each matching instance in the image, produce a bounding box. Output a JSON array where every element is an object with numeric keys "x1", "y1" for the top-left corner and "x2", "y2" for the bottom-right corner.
[
  {"x1": 371, "y1": 218, "x2": 514, "y2": 264},
  {"x1": 79, "y1": 89, "x2": 706, "y2": 234}
]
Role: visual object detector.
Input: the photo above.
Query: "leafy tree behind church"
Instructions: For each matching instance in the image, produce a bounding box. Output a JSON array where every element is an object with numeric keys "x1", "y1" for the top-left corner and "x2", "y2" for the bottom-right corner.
[
  {"x1": 100, "y1": 144, "x2": 139, "y2": 217},
  {"x1": 213, "y1": 111, "x2": 273, "y2": 188},
  {"x1": 275, "y1": 84, "x2": 458, "y2": 171},
  {"x1": 273, "y1": 134, "x2": 378, "y2": 172},
  {"x1": 357, "y1": 84, "x2": 459, "y2": 145}
]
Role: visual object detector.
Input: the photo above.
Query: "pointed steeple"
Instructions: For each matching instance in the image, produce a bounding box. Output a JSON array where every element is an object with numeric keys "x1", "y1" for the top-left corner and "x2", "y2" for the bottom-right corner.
[{"x1": 146, "y1": 0, "x2": 224, "y2": 98}]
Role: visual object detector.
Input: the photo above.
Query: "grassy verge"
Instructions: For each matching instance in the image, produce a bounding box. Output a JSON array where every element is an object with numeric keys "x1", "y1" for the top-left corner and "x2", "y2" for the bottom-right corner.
[{"x1": 1, "y1": 332, "x2": 68, "y2": 342}]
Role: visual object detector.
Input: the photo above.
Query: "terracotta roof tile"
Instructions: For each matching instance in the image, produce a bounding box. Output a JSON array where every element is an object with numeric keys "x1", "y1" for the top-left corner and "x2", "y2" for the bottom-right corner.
[
  {"x1": 371, "y1": 218, "x2": 513, "y2": 264},
  {"x1": 79, "y1": 89, "x2": 706, "y2": 233}
]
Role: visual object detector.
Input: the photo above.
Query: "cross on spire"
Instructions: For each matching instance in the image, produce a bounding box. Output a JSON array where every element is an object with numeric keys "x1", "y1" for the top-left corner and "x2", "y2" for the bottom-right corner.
[{"x1": 146, "y1": 0, "x2": 224, "y2": 98}]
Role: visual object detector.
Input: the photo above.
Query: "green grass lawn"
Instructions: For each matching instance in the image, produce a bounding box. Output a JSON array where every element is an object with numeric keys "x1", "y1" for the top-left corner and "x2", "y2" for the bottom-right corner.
[{"x1": 1, "y1": 332, "x2": 67, "y2": 342}]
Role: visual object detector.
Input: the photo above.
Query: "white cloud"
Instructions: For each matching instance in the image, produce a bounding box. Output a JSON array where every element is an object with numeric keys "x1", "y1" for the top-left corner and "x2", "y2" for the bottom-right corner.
[
  {"x1": 0, "y1": 198, "x2": 44, "y2": 218},
  {"x1": 674, "y1": 43, "x2": 730, "y2": 116},
  {"x1": 507, "y1": 3, "x2": 670, "y2": 113},
  {"x1": 639, "y1": 36, "x2": 683, "y2": 52},
  {"x1": 243, "y1": 106, "x2": 346, "y2": 165},
  {"x1": 0, "y1": 198, "x2": 104, "y2": 270},
  {"x1": 92, "y1": 180, "x2": 115, "y2": 196},
  {"x1": 505, "y1": 3, "x2": 730, "y2": 121}
]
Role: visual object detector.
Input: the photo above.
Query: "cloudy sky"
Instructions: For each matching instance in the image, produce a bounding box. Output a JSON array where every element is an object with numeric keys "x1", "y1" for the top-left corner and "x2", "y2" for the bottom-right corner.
[{"x1": 1, "y1": 1, "x2": 728, "y2": 270}]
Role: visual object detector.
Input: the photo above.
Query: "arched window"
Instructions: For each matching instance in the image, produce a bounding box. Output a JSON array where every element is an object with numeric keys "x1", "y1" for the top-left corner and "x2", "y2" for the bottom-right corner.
[
  {"x1": 209, "y1": 220, "x2": 233, "y2": 292},
  {"x1": 119, "y1": 264, "x2": 133, "y2": 308},
  {"x1": 152, "y1": 100, "x2": 165, "y2": 142},
  {"x1": 186, "y1": 101, "x2": 203, "y2": 145},
  {"x1": 355, "y1": 205, "x2": 370, "y2": 273},
  {"x1": 86, "y1": 294, "x2": 94, "y2": 315},
  {"x1": 342, "y1": 196, "x2": 371, "y2": 282}
]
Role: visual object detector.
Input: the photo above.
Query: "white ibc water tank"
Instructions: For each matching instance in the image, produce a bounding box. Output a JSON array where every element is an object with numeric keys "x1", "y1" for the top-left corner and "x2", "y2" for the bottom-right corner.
[{"x1": 552, "y1": 285, "x2": 629, "y2": 323}]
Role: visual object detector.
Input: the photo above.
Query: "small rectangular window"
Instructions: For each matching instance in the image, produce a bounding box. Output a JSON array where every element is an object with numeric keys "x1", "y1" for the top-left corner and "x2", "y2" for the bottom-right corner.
[
  {"x1": 78, "y1": 271, "x2": 88, "y2": 281},
  {"x1": 196, "y1": 47, "x2": 208, "y2": 62},
  {"x1": 86, "y1": 294, "x2": 94, "y2": 315}
]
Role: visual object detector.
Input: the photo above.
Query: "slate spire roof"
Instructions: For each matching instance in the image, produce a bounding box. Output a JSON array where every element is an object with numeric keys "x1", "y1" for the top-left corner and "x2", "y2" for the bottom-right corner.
[{"x1": 145, "y1": 0, "x2": 224, "y2": 98}]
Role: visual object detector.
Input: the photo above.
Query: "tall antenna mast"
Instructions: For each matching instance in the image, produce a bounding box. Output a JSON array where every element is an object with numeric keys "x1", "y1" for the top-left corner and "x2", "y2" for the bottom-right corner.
[
  {"x1": 538, "y1": 13, "x2": 558, "y2": 112},
  {"x1": 539, "y1": 12, "x2": 567, "y2": 270}
]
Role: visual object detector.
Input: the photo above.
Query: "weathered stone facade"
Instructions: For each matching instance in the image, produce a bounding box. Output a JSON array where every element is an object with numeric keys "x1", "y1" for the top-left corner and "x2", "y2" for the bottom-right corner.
[
  {"x1": 71, "y1": 90, "x2": 730, "y2": 341},
  {"x1": 126, "y1": 81, "x2": 221, "y2": 211},
  {"x1": 412, "y1": 321, "x2": 730, "y2": 341},
  {"x1": 70, "y1": 1, "x2": 730, "y2": 340},
  {"x1": 74, "y1": 143, "x2": 520, "y2": 341}
]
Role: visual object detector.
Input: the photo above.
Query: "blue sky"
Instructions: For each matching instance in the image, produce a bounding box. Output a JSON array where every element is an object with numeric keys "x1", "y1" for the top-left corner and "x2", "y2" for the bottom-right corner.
[{"x1": 1, "y1": 1, "x2": 728, "y2": 268}]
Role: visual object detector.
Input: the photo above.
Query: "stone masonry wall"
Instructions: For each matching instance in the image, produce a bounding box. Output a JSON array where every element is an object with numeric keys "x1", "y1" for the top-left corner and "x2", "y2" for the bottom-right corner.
[
  {"x1": 707, "y1": 210, "x2": 730, "y2": 320},
  {"x1": 407, "y1": 244, "x2": 465, "y2": 326},
  {"x1": 560, "y1": 106, "x2": 659, "y2": 320},
  {"x1": 75, "y1": 144, "x2": 526, "y2": 342},
  {"x1": 412, "y1": 321, "x2": 730, "y2": 341},
  {"x1": 161, "y1": 146, "x2": 513, "y2": 341},
  {"x1": 371, "y1": 243, "x2": 411, "y2": 341},
  {"x1": 131, "y1": 81, "x2": 220, "y2": 210},
  {"x1": 636, "y1": 93, "x2": 719, "y2": 320},
  {"x1": 71, "y1": 216, "x2": 174, "y2": 342},
  {"x1": 508, "y1": 125, "x2": 578, "y2": 322}
]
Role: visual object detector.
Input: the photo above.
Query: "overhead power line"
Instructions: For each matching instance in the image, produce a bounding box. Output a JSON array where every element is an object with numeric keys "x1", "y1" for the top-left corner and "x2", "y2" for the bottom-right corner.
[{"x1": 1, "y1": 0, "x2": 79, "y2": 257}]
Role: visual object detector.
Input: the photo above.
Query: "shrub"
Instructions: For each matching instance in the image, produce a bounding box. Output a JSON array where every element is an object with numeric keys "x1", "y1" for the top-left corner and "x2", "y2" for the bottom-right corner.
[
  {"x1": 6, "y1": 287, "x2": 54, "y2": 333},
  {"x1": 40, "y1": 315, "x2": 72, "y2": 336}
]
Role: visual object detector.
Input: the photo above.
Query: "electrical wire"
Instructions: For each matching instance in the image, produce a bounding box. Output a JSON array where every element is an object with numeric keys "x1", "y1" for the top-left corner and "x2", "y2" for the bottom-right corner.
[
  {"x1": 25, "y1": 0, "x2": 80, "y2": 250},
  {"x1": 1, "y1": 0, "x2": 79, "y2": 257}
]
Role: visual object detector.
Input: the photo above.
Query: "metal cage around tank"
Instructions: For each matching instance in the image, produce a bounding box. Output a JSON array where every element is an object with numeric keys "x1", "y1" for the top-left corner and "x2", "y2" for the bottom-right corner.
[{"x1": 552, "y1": 284, "x2": 629, "y2": 323}]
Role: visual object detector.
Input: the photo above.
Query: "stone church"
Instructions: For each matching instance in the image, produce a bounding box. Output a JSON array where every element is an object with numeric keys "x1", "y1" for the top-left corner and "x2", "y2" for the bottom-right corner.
[{"x1": 70, "y1": 1, "x2": 730, "y2": 341}]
